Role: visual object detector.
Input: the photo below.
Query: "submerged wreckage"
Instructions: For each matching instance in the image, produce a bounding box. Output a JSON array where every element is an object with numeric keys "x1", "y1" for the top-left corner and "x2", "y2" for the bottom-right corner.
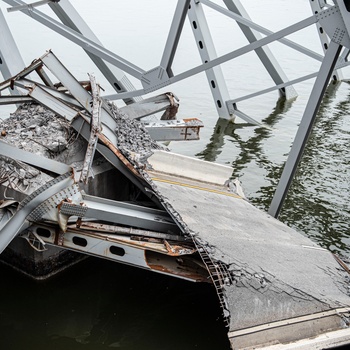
[
  {"x1": 2, "y1": 0, "x2": 350, "y2": 349},
  {"x1": 1, "y1": 51, "x2": 350, "y2": 349}
]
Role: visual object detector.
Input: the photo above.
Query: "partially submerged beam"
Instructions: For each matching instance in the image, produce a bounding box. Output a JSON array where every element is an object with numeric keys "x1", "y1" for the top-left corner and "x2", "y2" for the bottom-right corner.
[{"x1": 269, "y1": 1, "x2": 350, "y2": 217}]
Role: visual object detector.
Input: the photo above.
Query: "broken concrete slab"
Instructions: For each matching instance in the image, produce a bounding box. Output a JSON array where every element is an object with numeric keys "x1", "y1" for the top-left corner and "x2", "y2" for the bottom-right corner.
[{"x1": 143, "y1": 170, "x2": 350, "y2": 349}]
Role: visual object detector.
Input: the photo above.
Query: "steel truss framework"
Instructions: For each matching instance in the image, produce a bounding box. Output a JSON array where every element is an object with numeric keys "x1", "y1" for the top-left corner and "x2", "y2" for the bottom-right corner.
[
  {"x1": 0, "y1": 1, "x2": 350, "y2": 216},
  {"x1": 1, "y1": 3, "x2": 350, "y2": 344},
  {"x1": 0, "y1": 0, "x2": 348, "y2": 122}
]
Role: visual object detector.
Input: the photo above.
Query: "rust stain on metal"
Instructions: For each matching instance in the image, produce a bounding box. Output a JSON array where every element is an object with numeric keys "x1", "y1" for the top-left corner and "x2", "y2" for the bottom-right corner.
[
  {"x1": 146, "y1": 252, "x2": 210, "y2": 283},
  {"x1": 76, "y1": 217, "x2": 82, "y2": 228},
  {"x1": 147, "y1": 263, "x2": 209, "y2": 282},
  {"x1": 160, "y1": 93, "x2": 179, "y2": 120},
  {"x1": 74, "y1": 221, "x2": 187, "y2": 242},
  {"x1": 63, "y1": 224, "x2": 195, "y2": 257},
  {"x1": 57, "y1": 198, "x2": 72, "y2": 212},
  {"x1": 97, "y1": 132, "x2": 141, "y2": 177},
  {"x1": 64, "y1": 226, "x2": 169, "y2": 253},
  {"x1": 164, "y1": 240, "x2": 196, "y2": 256},
  {"x1": 53, "y1": 227, "x2": 65, "y2": 246}
]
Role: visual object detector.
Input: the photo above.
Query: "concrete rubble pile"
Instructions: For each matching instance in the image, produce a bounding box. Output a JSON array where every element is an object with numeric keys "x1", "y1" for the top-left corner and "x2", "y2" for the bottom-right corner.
[
  {"x1": 0, "y1": 104, "x2": 83, "y2": 193},
  {"x1": 108, "y1": 101, "x2": 165, "y2": 167},
  {"x1": 0, "y1": 101, "x2": 165, "y2": 195}
]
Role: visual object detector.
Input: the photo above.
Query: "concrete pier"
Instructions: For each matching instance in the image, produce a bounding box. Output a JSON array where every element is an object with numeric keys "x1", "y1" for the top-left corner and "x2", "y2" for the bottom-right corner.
[{"x1": 0, "y1": 237, "x2": 84, "y2": 279}]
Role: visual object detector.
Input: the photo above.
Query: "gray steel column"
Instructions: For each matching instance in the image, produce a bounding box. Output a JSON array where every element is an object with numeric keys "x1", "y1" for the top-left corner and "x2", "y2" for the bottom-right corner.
[
  {"x1": 222, "y1": 0, "x2": 298, "y2": 100},
  {"x1": 268, "y1": 40, "x2": 342, "y2": 218},
  {"x1": 48, "y1": 0, "x2": 141, "y2": 104},
  {"x1": 0, "y1": 8, "x2": 25, "y2": 94},
  {"x1": 160, "y1": 0, "x2": 190, "y2": 77},
  {"x1": 188, "y1": 0, "x2": 233, "y2": 119}
]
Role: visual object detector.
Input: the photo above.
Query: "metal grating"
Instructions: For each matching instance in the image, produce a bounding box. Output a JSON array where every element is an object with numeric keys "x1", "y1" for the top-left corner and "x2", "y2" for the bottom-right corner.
[{"x1": 194, "y1": 239, "x2": 233, "y2": 327}]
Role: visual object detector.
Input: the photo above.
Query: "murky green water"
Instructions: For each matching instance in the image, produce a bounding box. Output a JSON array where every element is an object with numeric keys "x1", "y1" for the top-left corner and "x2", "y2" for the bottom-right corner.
[
  {"x1": 194, "y1": 82, "x2": 350, "y2": 256},
  {"x1": 1, "y1": 0, "x2": 350, "y2": 349}
]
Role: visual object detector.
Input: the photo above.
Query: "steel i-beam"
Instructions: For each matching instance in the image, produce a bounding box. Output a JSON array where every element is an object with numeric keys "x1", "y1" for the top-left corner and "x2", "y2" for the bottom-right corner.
[
  {"x1": 269, "y1": 0, "x2": 350, "y2": 217},
  {"x1": 0, "y1": 172, "x2": 75, "y2": 254},
  {"x1": 268, "y1": 40, "x2": 342, "y2": 218},
  {"x1": 0, "y1": 9, "x2": 26, "y2": 95},
  {"x1": 161, "y1": 0, "x2": 190, "y2": 78},
  {"x1": 48, "y1": 0, "x2": 142, "y2": 104},
  {"x1": 188, "y1": 0, "x2": 233, "y2": 120},
  {"x1": 222, "y1": 0, "x2": 298, "y2": 100}
]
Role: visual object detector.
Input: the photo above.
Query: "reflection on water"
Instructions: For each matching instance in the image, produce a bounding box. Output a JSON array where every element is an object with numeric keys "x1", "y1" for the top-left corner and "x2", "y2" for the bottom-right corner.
[
  {"x1": 277, "y1": 84, "x2": 350, "y2": 254},
  {"x1": 198, "y1": 82, "x2": 350, "y2": 256},
  {"x1": 0, "y1": 258, "x2": 230, "y2": 350},
  {"x1": 197, "y1": 97, "x2": 293, "y2": 176}
]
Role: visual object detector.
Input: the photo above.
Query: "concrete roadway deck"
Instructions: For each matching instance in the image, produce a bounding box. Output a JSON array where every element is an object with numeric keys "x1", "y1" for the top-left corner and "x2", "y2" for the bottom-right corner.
[{"x1": 146, "y1": 151, "x2": 350, "y2": 349}]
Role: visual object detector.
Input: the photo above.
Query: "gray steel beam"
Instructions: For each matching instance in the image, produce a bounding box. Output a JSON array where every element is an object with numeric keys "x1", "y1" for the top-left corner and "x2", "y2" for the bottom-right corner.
[
  {"x1": 70, "y1": 116, "x2": 159, "y2": 206},
  {"x1": 0, "y1": 171, "x2": 74, "y2": 254},
  {"x1": 119, "y1": 93, "x2": 178, "y2": 120},
  {"x1": 201, "y1": 0, "x2": 323, "y2": 62},
  {"x1": 110, "y1": 15, "x2": 317, "y2": 102},
  {"x1": 3, "y1": 0, "x2": 145, "y2": 79},
  {"x1": 231, "y1": 107, "x2": 263, "y2": 126},
  {"x1": 0, "y1": 95, "x2": 32, "y2": 104},
  {"x1": 144, "y1": 119, "x2": 203, "y2": 141},
  {"x1": 160, "y1": 0, "x2": 190, "y2": 77},
  {"x1": 188, "y1": 0, "x2": 232, "y2": 119},
  {"x1": 0, "y1": 8, "x2": 25, "y2": 95},
  {"x1": 171, "y1": 16, "x2": 317, "y2": 84},
  {"x1": 0, "y1": 59, "x2": 42, "y2": 91},
  {"x1": 39, "y1": 51, "x2": 117, "y2": 145},
  {"x1": 35, "y1": 62, "x2": 54, "y2": 87},
  {"x1": 222, "y1": 0, "x2": 297, "y2": 100},
  {"x1": 39, "y1": 52, "x2": 92, "y2": 108},
  {"x1": 29, "y1": 84, "x2": 79, "y2": 120},
  {"x1": 80, "y1": 74, "x2": 101, "y2": 184},
  {"x1": 48, "y1": 0, "x2": 141, "y2": 104},
  {"x1": 268, "y1": 40, "x2": 342, "y2": 218},
  {"x1": 25, "y1": 81, "x2": 82, "y2": 108},
  {"x1": 226, "y1": 59, "x2": 350, "y2": 105},
  {"x1": 60, "y1": 194, "x2": 179, "y2": 234},
  {"x1": 0, "y1": 139, "x2": 71, "y2": 175},
  {"x1": 28, "y1": 223, "x2": 201, "y2": 282},
  {"x1": 14, "y1": 78, "x2": 83, "y2": 107},
  {"x1": 7, "y1": 0, "x2": 55, "y2": 12}
]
